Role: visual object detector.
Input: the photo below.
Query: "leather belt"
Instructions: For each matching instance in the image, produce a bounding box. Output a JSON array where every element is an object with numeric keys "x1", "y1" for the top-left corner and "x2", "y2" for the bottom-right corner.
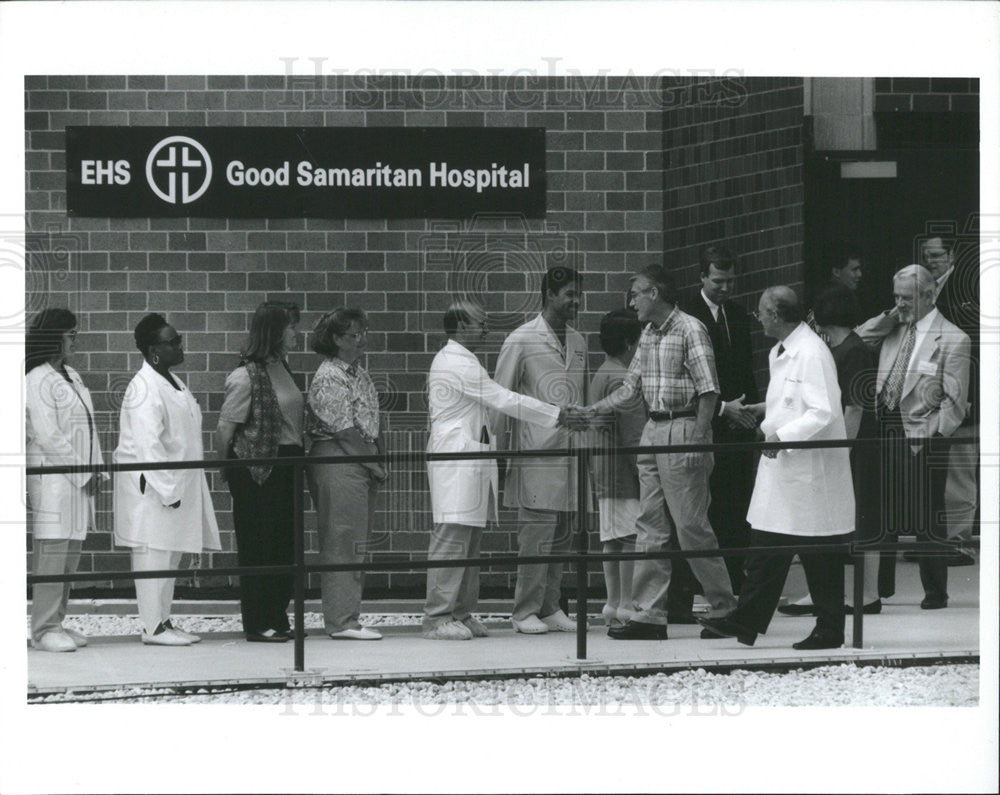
[{"x1": 649, "y1": 409, "x2": 696, "y2": 421}]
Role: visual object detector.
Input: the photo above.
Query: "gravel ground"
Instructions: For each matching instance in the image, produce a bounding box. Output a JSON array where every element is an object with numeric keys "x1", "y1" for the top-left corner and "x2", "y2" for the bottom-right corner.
[
  {"x1": 30, "y1": 664, "x2": 978, "y2": 706},
  {"x1": 32, "y1": 613, "x2": 978, "y2": 707}
]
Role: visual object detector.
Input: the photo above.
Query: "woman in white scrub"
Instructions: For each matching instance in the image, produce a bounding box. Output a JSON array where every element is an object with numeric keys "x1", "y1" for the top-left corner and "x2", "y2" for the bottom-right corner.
[
  {"x1": 26, "y1": 308, "x2": 107, "y2": 652},
  {"x1": 114, "y1": 313, "x2": 220, "y2": 646}
]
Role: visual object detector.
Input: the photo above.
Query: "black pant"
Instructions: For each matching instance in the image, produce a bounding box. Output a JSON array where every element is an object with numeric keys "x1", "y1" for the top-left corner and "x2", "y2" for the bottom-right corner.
[
  {"x1": 730, "y1": 530, "x2": 849, "y2": 639},
  {"x1": 228, "y1": 445, "x2": 301, "y2": 634},
  {"x1": 875, "y1": 414, "x2": 949, "y2": 601}
]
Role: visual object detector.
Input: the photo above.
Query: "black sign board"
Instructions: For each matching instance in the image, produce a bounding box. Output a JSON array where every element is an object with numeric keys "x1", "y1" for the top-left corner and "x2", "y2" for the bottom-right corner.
[{"x1": 66, "y1": 127, "x2": 545, "y2": 218}]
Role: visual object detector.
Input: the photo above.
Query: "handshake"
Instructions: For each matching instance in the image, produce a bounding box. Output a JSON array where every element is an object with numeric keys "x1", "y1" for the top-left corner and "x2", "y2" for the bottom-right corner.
[{"x1": 556, "y1": 404, "x2": 599, "y2": 431}]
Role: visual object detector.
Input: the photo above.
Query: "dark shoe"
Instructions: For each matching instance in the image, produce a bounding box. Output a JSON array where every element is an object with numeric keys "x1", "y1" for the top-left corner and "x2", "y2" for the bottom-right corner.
[
  {"x1": 920, "y1": 595, "x2": 948, "y2": 610},
  {"x1": 843, "y1": 600, "x2": 882, "y2": 615},
  {"x1": 777, "y1": 603, "x2": 815, "y2": 617},
  {"x1": 700, "y1": 628, "x2": 730, "y2": 639},
  {"x1": 247, "y1": 629, "x2": 289, "y2": 643},
  {"x1": 607, "y1": 620, "x2": 667, "y2": 640},
  {"x1": 696, "y1": 616, "x2": 756, "y2": 646},
  {"x1": 792, "y1": 630, "x2": 843, "y2": 650},
  {"x1": 947, "y1": 550, "x2": 975, "y2": 567},
  {"x1": 667, "y1": 612, "x2": 699, "y2": 625}
]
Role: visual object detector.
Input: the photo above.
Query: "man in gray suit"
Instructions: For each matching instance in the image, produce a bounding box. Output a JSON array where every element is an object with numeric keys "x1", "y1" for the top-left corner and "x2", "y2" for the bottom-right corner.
[{"x1": 873, "y1": 265, "x2": 970, "y2": 609}]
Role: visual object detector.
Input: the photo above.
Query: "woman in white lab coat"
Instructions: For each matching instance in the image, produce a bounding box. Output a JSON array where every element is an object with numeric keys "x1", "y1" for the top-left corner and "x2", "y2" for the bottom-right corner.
[
  {"x1": 26, "y1": 308, "x2": 107, "y2": 652},
  {"x1": 114, "y1": 313, "x2": 220, "y2": 646}
]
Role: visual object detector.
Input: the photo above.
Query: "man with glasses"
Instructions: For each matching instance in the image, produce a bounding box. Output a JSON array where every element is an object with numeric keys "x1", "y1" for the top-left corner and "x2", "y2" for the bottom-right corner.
[
  {"x1": 870, "y1": 265, "x2": 970, "y2": 609},
  {"x1": 699, "y1": 287, "x2": 855, "y2": 649},
  {"x1": 586, "y1": 264, "x2": 736, "y2": 640}
]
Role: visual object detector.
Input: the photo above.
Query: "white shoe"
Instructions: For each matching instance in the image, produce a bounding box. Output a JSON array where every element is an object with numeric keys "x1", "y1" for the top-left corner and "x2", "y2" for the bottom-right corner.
[
  {"x1": 461, "y1": 616, "x2": 490, "y2": 637},
  {"x1": 32, "y1": 631, "x2": 77, "y2": 652},
  {"x1": 164, "y1": 620, "x2": 200, "y2": 643},
  {"x1": 602, "y1": 604, "x2": 624, "y2": 628},
  {"x1": 62, "y1": 626, "x2": 88, "y2": 647},
  {"x1": 511, "y1": 615, "x2": 549, "y2": 634},
  {"x1": 617, "y1": 606, "x2": 640, "y2": 624},
  {"x1": 141, "y1": 628, "x2": 192, "y2": 646},
  {"x1": 328, "y1": 627, "x2": 382, "y2": 641},
  {"x1": 540, "y1": 609, "x2": 577, "y2": 632},
  {"x1": 423, "y1": 620, "x2": 473, "y2": 640}
]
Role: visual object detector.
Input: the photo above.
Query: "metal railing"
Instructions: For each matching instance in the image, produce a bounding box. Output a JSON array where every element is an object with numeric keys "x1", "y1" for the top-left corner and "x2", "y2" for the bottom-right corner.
[{"x1": 26, "y1": 434, "x2": 978, "y2": 672}]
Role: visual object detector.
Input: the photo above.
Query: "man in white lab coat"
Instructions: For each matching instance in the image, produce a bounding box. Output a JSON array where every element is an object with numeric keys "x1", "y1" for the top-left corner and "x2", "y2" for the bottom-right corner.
[
  {"x1": 424, "y1": 303, "x2": 574, "y2": 640},
  {"x1": 699, "y1": 287, "x2": 855, "y2": 650}
]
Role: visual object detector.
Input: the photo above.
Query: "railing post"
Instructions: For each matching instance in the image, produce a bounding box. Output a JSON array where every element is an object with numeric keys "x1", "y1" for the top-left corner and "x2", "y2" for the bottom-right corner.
[
  {"x1": 293, "y1": 461, "x2": 306, "y2": 672},
  {"x1": 852, "y1": 542, "x2": 864, "y2": 649},
  {"x1": 575, "y1": 445, "x2": 589, "y2": 661}
]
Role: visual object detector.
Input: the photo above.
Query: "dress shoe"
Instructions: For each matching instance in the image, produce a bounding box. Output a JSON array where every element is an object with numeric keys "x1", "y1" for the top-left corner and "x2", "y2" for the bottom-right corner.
[
  {"x1": 920, "y1": 595, "x2": 948, "y2": 610},
  {"x1": 696, "y1": 616, "x2": 756, "y2": 646},
  {"x1": 423, "y1": 620, "x2": 473, "y2": 640},
  {"x1": 792, "y1": 630, "x2": 843, "y2": 650},
  {"x1": 32, "y1": 630, "x2": 77, "y2": 652},
  {"x1": 461, "y1": 616, "x2": 490, "y2": 637},
  {"x1": 602, "y1": 604, "x2": 623, "y2": 628},
  {"x1": 667, "y1": 612, "x2": 699, "y2": 625},
  {"x1": 540, "y1": 609, "x2": 577, "y2": 632},
  {"x1": 700, "y1": 628, "x2": 729, "y2": 639},
  {"x1": 62, "y1": 626, "x2": 88, "y2": 647},
  {"x1": 947, "y1": 550, "x2": 975, "y2": 567},
  {"x1": 777, "y1": 602, "x2": 815, "y2": 617},
  {"x1": 247, "y1": 629, "x2": 288, "y2": 643},
  {"x1": 843, "y1": 600, "x2": 882, "y2": 615},
  {"x1": 328, "y1": 627, "x2": 382, "y2": 640},
  {"x1": 163, "y1": 619, "x2": 201, "y2": 643},
  {"x1": 607, "y1": 620, "x2": 667, "y2": 640},
  {"x1": 512, "y1": 615, "x2": 549, "y2": 634},
  {"x1": 141, "y1": 627, "x2": 192, "y2": 646}
]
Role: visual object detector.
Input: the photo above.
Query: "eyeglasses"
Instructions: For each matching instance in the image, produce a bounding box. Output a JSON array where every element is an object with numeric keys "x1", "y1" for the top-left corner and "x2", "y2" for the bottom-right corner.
[
  {"x1": 64, "y1": 329, "x2": 78, "y2": 340},
  {"x1": 627, "y1": 286, "x2": 655, "y2": 301},
  {"x1": 342, "y1": 328, "x2": 369, "y2": 340},
  {"x1": 751, "y1": 309, "x2": 775, "y2": 321}
]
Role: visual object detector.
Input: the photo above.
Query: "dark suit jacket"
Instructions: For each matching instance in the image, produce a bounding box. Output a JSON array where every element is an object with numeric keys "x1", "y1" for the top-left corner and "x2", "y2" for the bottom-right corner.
[
  {"x1": 682, "y1": 293, "x2": 759, "y2": 412},
  {"x1": 935, "y1": 265, "x2": 978, "y2": 423}
]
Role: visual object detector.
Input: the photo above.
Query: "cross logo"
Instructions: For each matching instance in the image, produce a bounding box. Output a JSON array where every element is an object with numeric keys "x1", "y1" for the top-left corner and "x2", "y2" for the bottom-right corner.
[{"x1": 145, "y1": 136, "x2": 213, "y2": 205}]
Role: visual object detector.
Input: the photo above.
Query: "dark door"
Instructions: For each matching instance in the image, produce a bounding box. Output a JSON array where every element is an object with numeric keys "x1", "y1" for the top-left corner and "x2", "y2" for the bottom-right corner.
[{"x1": 803, "y1": 149, "x2": 979, "y2": 319}]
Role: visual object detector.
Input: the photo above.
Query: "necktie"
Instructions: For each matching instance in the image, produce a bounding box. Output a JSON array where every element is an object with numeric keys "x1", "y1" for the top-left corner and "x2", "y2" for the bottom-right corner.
[
  {"x1": 776, "y1": 344, "x2": 785, "y2": 357},
  {"x1": 718, "y1": 304, "x2": 732, "y2": 346},
  {"x1": 880, "y1": 323, "x2": 916, "y2": 411}
]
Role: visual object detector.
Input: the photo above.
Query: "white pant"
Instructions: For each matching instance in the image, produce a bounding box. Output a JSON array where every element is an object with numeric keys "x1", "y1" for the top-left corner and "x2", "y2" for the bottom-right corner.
[{"x1": 132, "y1": 548, "x2": 182, "y2": 634}]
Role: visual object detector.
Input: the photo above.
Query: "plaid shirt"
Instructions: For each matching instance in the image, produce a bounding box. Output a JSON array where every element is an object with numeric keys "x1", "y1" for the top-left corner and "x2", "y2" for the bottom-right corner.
[{"x1": 593, "y1": 306, "x2": 719, "y2": 413}]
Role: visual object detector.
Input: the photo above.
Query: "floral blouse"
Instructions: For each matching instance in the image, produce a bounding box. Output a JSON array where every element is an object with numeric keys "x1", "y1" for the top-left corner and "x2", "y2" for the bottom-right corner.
[{"x1": 306, "y1": 358, "x2": 380, "y2": 443}]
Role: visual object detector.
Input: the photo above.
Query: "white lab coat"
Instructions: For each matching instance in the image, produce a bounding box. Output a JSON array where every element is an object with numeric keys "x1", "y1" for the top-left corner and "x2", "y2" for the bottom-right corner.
[
  {"x1": 746, "y1": 323, "x2": 855, "y2": 536},
  {"x1": 428, "y1": 340, "x2": 560, "y2": 527},
  {"x1": 25, "y1": 363, "x2": 105, "y2": 540},
  {"x1": 113, "y1": 362, "x2": 220, "y2": 553}
]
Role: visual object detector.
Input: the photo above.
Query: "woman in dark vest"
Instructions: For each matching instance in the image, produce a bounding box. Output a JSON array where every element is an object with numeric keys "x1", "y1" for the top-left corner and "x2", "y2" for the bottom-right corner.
[{"x1": 216, "y1": 302, "x2": 304, "y2": 642}]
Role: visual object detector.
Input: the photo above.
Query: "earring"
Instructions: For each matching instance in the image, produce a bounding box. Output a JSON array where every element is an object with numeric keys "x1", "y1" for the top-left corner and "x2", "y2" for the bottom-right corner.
[{"x1": 152, "y1": 353, "x2": 160, "y2": 365}]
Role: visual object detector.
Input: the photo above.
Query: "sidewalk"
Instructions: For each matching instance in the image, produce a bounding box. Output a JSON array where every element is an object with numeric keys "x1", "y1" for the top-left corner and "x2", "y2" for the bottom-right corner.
[{"x1": 28, "y1": 561, "x2": 980, "y2": 694}]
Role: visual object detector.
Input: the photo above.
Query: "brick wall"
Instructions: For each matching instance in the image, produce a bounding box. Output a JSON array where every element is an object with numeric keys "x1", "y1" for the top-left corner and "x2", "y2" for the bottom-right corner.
[
  {"x1": 24, "y1": 74, "x2": 805, "y2": 597},
  {"x1": 873, "y1": 77, "x2": 979, "y2": 148}
]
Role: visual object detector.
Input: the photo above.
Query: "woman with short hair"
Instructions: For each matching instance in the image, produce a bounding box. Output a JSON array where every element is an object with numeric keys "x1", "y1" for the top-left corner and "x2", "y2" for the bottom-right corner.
[
  {"x1": 114, "y1": 313, "x2": 221, "y2": 646},
  {"x1": 26, "y1": 308, "x2": 107, "y2": 652},
  {"x1": 306, "y1": 308, "x2": 386, "y2": 641},
  {"x1": 216, "y1": 302, "x2": 304, "y2": 643}
]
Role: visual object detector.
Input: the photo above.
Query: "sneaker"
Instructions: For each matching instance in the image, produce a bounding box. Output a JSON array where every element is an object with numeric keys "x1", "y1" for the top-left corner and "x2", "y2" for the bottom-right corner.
[
  {"x1": 461, "y1": 616, "x2": 490, "y2": 637},
  {"x1": 62, "y1": 626, "x2": 88, "y2": 647},
  {"x1": 328, "y1": 627, "x2": 382, "y2": 641},
  {"x1": 540, "y1": 609, "x2": 577, "y2": 632},
  {"x1": 511, "y1": 615, "x2": 549, "y2": 634},
  {"x1": 141, "y1": 627, "x2": 192, "y2": 646},
  {"x1": 423, "y1": 620, "x2": 473, "y2": 640},
  {"x1": 163, "y1": 619, "x2": 201, "y2": 644},
  {"x1": 32, "y1": 630, "x2": 77, "y2": 653}
]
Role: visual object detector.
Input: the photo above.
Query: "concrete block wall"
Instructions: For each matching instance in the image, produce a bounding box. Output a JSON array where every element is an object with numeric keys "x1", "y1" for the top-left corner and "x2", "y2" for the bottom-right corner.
[{"x1": 24, "y1": 74, "x2": 805, "y2": 597}]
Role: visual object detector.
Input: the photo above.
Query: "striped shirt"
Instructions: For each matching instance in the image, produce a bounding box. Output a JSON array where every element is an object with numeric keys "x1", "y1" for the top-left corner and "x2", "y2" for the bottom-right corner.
[{"x1": 592, "y1": 306, "x2": 719, "y2": 413}]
